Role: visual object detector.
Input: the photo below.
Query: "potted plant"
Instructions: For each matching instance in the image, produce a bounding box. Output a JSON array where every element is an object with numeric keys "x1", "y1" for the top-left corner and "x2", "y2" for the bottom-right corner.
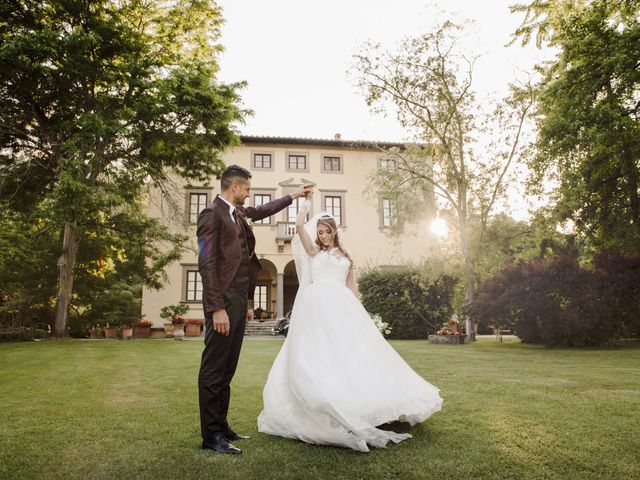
[
  {"x1": 163, "y1": 322, "x2": 174, "y2": 338},
  {"x1": 185, "y1": 319, "x2": 204, "y2": 337},
  {"x1": 160, "y1": 304, "x2": 190, "y2": 338},
  {"x1": 171, "y1": 315, "x2": 186, "y2": 338},
  {"x1": 89, "y1": 325, "x2": 102, "y2": 339},
  {"x1": 103, "y1": 321, "x2": 119, "y2": 339},
  {"x1": 134, "y1": 319, "x2": 153, "y2": 338},
  {"x1": 121, "y1": 320, "x2": 134, "y2": 339}
]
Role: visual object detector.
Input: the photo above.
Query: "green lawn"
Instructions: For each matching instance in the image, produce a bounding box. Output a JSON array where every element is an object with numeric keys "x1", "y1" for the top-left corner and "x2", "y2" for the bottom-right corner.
[{"x1": 1, "y1": 337, "x2": 639, "y2": 480}]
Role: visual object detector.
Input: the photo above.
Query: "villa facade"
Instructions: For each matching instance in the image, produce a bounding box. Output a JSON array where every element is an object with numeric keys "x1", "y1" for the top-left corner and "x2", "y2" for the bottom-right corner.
[{"x1": 141, "y1": 135, "x2": 437, "y2": 326}]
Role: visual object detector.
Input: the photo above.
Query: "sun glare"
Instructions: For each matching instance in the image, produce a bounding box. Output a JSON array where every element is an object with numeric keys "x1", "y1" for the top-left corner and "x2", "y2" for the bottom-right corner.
[{"x1": 430, "y1": 217, "x2": 448, "y2": 238}]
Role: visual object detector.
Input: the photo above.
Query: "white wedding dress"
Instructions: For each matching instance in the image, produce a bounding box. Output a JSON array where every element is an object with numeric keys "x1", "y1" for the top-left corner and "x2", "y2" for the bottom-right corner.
[{"x1": 257, "y1": 213, "x2": 443, "y2": 452}]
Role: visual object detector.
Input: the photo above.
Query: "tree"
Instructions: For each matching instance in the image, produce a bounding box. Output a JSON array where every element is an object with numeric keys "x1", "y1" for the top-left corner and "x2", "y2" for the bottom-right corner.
[
  {"x1": 511, "y1": 0, "x2": 640, "y2": 254},
  {"x1": 0, "y1": 1, "x2": 247, "y2": 335},
  {"x1": 352, "y1": 21, "x2": 535, "y2": 337}
]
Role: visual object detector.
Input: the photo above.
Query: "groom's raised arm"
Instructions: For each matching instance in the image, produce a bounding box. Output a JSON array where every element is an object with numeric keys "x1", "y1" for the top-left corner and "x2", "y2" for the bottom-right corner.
[
  {"x1": 240, "y1": 194, "x2": 293, "y2": 223},
  {"x1": 239, "y1": 184, "x2": 314, "y2": 222}
]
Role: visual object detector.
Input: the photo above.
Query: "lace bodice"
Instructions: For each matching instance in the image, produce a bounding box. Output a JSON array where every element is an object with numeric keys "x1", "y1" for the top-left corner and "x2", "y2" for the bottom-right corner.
[{"x1": 310, "y1": 248, "x2": 350, "y2": 285}]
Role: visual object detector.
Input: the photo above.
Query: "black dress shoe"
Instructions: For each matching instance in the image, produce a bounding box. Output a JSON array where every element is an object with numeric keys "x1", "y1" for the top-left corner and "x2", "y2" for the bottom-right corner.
[
  {"x1": 224, "y1": 428, "x2": 250, "y2": 441},
  {"x1": 202, "y1": 435, "x2": 242, "y2": 455}
]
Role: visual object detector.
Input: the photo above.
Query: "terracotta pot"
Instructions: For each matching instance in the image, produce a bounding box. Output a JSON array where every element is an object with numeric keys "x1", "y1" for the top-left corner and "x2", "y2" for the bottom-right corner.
[
  {"x1": 185, "y1": 324, "x2": 201, "y2": 337},
  {"x1": 89, "y1": 328, "x2": 101, "y2": 339},
  {"x1": 164, "y1": 323, "x2": 174, "y2": 338},
  {"x1": 133, "y1": 326, "x2": 151, "y2": 338},
  {"x1": 172, "y1": 324, "x2": 185, "y2": 338},
  {"x1": 121, "y1": 327, "x2": 133, "y2": 339},
  {"x1": 104, "y1": 327, "x2": 118, "y2": 339}
]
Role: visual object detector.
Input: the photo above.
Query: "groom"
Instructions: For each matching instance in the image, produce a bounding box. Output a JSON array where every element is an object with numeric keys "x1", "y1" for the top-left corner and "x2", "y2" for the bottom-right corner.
[{"x1": 197, "y1": 164, "x2": 312, "y2": 454}]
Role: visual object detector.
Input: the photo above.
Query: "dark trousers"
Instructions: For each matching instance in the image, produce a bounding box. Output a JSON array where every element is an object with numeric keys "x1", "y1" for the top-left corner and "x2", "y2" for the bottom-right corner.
[{"x1": 198, "y1": 287, "x2": 248, "y2": 442}]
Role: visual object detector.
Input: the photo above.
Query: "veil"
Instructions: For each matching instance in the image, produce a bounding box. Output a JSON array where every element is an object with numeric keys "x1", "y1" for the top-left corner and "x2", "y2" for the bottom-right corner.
[{"x1": 291, "y1": 198, "x2": 334, "y2": 291}]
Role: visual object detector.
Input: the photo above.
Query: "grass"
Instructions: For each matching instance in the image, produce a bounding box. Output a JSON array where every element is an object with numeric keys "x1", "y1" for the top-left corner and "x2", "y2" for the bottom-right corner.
[{"x1": 1, "y1": 337, "x2": 639, "y2": 480}]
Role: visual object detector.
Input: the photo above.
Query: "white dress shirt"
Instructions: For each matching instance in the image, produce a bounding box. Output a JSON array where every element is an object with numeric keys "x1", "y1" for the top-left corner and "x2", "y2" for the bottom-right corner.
[{"x1": 217, "y1": 194, "x2": 237, "y2": 223}]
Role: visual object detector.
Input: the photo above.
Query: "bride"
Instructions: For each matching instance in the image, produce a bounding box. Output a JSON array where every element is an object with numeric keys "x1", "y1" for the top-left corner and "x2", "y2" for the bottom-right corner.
[{"x1": 257, "y1": 191, "x2": 443, "y2": 452}]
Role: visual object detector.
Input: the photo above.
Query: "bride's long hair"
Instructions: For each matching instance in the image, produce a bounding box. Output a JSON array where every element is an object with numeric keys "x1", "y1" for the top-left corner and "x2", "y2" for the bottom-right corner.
[{"x1": 315, "y1": 216, "x2": 354, "y2": 269}]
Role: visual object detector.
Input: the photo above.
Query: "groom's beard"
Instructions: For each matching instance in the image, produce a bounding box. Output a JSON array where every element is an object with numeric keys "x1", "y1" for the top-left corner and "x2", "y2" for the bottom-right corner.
[{"x1": 233, "y1": 194, "x2": 248, "y2": 206}]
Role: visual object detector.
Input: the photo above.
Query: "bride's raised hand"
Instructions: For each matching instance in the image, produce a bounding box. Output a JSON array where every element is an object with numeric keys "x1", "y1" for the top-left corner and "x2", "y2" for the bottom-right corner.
[{"x1": 303, "y1": 184, "x2": 314, "y2": 199}]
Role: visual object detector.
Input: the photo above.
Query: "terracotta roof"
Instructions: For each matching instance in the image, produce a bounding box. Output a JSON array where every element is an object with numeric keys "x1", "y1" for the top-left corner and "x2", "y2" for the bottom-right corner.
[{"x1": 239, "y1": 135, "x2": 405, "y2": 150}]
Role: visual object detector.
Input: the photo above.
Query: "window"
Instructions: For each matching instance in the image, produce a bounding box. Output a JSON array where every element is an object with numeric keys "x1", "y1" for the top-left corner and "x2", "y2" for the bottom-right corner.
[
  {"x1": 382, "y1": 198, "x2": 396, "y2": 227},
  {"x1": 253, "y1": 193, "x2": 272, "y2": 224},
  {"x1": 287, "y1": 196, "x2": 307, "y2": 222},
  {"x1": 253, "y1": 153, "x2": 272, "y2": 169},
  {"x1": 324, "y1": 156, "x2": 341, "y2": 171},
  {"x1": 189, "y1": 192, "x2": 208, "y2": 223},
  {"x1": 185, "y1": 270, "x2": 203, "y2": 301},
  {"x1": 288, "y1": 154, "x2": 307, "y2": 170},
  {"x1": 254, "y1": 285, "x2": 269, "y2": 311},
  {"x1": 379, "y1": 158, "x2": 397, "y2": 170},
  {"x1": 319, "y1": 190, "x2": 346, "y2": 227},
  {"x1": 324, "y1": 196, "x2": 342, "y2": 226}
]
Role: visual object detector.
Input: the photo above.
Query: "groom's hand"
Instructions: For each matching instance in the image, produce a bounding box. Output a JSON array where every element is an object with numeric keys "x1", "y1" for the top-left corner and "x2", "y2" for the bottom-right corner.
[
  {"x1": 213, "y1": 309, "x2": 230, "y2": 336},
  {"x1": 291, "y1": 184, "x2": 314, "y2": 199}
]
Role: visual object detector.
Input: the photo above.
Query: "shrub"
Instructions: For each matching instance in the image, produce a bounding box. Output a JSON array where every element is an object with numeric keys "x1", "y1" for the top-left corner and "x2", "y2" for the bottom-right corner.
[
  {"x1": 67, "y1": 313, "x2": 93, "y2": 338},
  {"x1": 466, "y1": 253, "x2": 639, "y2": 347},
  {"x1": 160, "y1": 304, "x2": 190, "y2": 323},
  {"x1": 86, "y1": 282, "x2": 142, "y2": 328},
  {"x1": 0, "y1": 327, "x2": 47, "y2": 342},
  {"x1": 358, "y1": 266, "x2": 458, "y2": 339},
  {"x1": 135, "y1": 320, "x2": 153, "y2": 328},
  {"x1": 594, "y1": 250, "x2": 640, "y2": 337}
]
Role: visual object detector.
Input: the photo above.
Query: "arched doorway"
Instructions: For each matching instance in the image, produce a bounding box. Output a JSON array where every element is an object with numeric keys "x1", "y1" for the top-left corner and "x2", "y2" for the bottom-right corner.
[
  {"x1": 255, "y1": 259, "x2": 277, "y2": 319},
  {"x1": 283, "y1": 260, "x2": 299, "y2": 315}
]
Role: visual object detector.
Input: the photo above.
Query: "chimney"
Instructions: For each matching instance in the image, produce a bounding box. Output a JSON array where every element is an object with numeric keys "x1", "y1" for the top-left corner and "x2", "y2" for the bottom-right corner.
[{"x1": 334, "y1": 133, "x2": 342, "y2": 140}]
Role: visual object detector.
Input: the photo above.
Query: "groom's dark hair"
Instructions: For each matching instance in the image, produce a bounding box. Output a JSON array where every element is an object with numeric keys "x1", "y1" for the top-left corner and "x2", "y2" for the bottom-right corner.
[{"x1": 221, "y1": 164, "x2": 252, "y2": 191}]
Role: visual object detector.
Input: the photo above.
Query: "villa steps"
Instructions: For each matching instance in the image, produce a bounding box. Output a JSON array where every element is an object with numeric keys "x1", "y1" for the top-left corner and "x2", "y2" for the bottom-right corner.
[{"x1": 244, "y1": 320, "x2": 278, "y2": 336}]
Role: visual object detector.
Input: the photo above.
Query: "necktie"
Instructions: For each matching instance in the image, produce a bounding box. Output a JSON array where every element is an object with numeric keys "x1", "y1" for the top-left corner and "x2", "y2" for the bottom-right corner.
[{"x1": 232, "y1": 209, "x2": 238, "y2": 224}]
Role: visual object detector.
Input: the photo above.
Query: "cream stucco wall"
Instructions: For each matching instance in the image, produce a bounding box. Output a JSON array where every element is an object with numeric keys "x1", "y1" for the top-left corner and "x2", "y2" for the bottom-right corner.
[{"x1": 141, "y1": 139, "x2": 436, "y2": 326}]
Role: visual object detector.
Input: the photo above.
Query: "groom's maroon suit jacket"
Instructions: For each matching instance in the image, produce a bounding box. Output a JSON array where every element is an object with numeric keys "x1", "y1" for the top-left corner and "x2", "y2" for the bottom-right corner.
[{"x1": 197, "y1": 194, "x2": 293, "y2": 314}]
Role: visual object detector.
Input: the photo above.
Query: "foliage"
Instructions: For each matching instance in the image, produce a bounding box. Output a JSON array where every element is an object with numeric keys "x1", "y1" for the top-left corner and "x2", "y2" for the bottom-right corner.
[
  {"x1": 185, "y1": 318, "x2": 204, "y2": 327},
  {"x1": 0, "y1": 203, "x2": 183, "y2": 332},
  {"x1": 86, "y1": 282, "x2": 142, "y2": 328},
  {"x1": 0, "y1": 0, "x2": 247, "y2": 334},
  {"x1": 135, "y1": 320, "x2": 153, "y2": 328},
  {"x1": 512, "y1": 0, "x2": 640, "y2": 254},
  {"x1": 359, "y1": 266, "x2": 458, "y2": 339},
  {"x1": 0, "y1": 327, "x2": 47, "y2": 342},
  {"x1": 594, "y1": 249, "x2": 640, "y2": 337},
  {"x1": 469, "y1": 211, "x2": 583, "y2": 283},
  {"x1": 0, "y1": 211, "x2": 58, "y2": 327},
  {"x1": 466, "y1": 252, "x2": 640, "y2": 346},
  {"x1": 66, "y1": 313, "x2": 93, "y2": 339},
  {"x1": 160, "y1": 304, "x2": 190, "y2": 322},
  {"x1": 352, "y1": 20, "x2": 536, "y2": 309}
]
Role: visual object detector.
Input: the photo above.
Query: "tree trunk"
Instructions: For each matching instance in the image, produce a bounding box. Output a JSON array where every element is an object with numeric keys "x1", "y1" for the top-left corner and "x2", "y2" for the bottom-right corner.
[
  {"x1": 458, "y1": 214, "x2": 476, "y2": 340},
  {"x1": 54, "y1": 222, "x2": 80, "y2": 336}
]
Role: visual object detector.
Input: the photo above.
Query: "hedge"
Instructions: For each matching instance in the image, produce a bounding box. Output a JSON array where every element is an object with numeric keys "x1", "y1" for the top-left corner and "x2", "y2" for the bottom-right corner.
[{"x1": 358, "y1": 266, "x2": 458, "y2": 339}]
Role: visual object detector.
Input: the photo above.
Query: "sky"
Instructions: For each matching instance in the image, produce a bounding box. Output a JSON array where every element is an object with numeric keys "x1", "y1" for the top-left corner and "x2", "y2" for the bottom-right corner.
[{"x1": 216, "y1": 0, "x2": 554, "y2": 143}]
